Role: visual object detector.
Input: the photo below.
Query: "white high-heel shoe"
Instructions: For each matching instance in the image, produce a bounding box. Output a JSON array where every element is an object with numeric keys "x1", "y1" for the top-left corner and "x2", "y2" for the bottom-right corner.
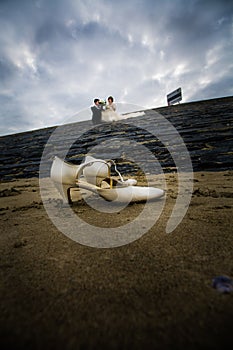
[
  {"x1": 50, "y1": 156, "x2": 164, "y2": 204},
  {"x1": 50, "y1": 156, "x2": 112, "y2": 203}
]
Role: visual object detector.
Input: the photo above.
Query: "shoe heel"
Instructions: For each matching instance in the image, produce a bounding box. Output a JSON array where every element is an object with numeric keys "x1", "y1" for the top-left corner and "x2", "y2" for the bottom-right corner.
[{"x1": 53, "y1": 182, "x2": 73, "y2": 204}]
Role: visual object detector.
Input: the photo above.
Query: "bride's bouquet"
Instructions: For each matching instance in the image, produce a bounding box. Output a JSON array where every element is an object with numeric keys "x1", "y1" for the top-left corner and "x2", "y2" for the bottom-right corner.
[{"x1": 99, "y1": 99, "x2": 106, "y2": 106}]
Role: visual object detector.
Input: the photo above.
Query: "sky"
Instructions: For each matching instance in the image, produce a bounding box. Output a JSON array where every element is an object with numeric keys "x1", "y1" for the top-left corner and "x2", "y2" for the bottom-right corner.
[{"x1": 0, "y1": 0, "x2": 233, "y2": 136}]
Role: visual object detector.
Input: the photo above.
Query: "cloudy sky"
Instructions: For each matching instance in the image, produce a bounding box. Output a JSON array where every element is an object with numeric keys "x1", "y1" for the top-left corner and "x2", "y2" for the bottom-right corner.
[{"x1": 0, "y1": 0, "x2": 233, "y2": 135}]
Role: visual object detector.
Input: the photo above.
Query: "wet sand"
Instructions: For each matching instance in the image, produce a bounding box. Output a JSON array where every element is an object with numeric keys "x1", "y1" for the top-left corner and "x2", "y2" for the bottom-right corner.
[{"x1": 0, "y1": 170, "x2": 233, "y2": 349}]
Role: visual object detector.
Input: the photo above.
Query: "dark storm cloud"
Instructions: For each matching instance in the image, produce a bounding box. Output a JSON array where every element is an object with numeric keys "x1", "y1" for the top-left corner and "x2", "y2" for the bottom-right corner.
[
  {"x1": 35, "y1": 19, "x2": 70, "y2": 44},
  {"x1": 191, "y1": 74, "x2": 233, "y2": 101},
  {"x1": 0, "y1": 57, "x2": 17, "y2": 82},
  {"x1": 164, "y1": 0, "x2": 233, "y2": 48},
  {"x1": 0, "y1": 0, "x2": 232, "y2": 135}
]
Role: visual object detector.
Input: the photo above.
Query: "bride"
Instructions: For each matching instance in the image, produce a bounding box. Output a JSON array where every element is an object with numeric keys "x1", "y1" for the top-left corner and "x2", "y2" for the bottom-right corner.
[{"x1": 102, "y1": 96, "x2": 121, "y2": 122}]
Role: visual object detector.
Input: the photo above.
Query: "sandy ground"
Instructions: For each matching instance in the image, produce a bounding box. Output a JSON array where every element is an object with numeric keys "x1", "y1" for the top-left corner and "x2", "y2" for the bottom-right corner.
[{"x1": 0, "y1": 171, "x2": 233, "y2": 349}]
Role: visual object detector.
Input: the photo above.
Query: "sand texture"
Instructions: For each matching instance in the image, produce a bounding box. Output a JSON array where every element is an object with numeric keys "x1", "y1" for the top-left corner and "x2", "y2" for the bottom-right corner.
[{"x1": 0, "y1": 170, "x2": 233, "y2": 349}]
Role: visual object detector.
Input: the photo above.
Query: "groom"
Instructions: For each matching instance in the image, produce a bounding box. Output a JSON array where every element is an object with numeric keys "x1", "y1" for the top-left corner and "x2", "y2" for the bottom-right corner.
[{"x1": 91, "y1": 98, "x2": 104, "y2": 125}]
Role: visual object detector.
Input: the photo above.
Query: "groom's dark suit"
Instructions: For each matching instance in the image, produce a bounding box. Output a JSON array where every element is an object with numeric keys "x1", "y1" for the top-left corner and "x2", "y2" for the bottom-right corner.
[{"x1": 91, "y1": 105, "x2": 103, "y2": 125}]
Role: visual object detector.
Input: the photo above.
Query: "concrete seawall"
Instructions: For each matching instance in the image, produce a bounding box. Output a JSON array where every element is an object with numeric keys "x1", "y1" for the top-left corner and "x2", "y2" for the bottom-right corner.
[{"x1": 0, "y1": 96, "x2": 232, "y2": 180}]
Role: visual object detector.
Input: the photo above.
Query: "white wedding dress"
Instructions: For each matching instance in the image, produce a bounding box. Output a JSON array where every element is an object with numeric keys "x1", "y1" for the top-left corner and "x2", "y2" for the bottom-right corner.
[{"x1": 101, "y1": 103, "x2": 121, "y2": 122}]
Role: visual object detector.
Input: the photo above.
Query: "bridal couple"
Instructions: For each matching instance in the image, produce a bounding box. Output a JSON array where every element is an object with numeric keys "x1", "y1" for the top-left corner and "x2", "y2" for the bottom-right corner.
[{"x1": 91, "y1": 96, "x2": 120, "y2": 125}]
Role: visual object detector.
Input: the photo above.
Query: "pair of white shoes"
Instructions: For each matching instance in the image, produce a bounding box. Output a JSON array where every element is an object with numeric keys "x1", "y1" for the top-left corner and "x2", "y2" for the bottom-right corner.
[{"x1": 50, "y1": 155, "x2": 164, "y2": 204}]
